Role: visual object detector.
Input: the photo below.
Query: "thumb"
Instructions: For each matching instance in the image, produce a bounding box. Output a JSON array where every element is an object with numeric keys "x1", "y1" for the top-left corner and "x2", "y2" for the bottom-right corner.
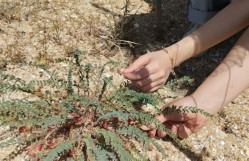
[
  {"x1": 122, "y1": 55, "x2": 149, "y2": 74},
  {"x1": 141, "y1": 113, "x2": 168, "y2": 131},
  {"x1": 155, "y1": 113, "x2": 168, "y2": 123}
]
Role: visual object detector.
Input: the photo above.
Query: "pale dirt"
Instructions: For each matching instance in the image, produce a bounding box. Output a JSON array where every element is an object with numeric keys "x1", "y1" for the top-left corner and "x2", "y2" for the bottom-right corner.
[{"x1": 0, "y1": 0, "x2": 248, "y2": 160}]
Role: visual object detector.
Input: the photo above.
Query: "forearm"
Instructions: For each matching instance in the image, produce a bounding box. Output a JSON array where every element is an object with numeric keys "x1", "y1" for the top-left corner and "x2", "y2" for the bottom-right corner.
[
  {"x1": 168, "y1": 0, "x2": 249, "y2": 66},
  {"x1": 192, "y1": 27, "x2": 249, "y2": 114}
]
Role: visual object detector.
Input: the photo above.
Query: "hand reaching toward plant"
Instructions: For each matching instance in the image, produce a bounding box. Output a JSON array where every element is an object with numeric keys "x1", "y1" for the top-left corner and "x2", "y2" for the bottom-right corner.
[
  {"x1": 141, "y1": 26, "x2": 249, "y2": 138},
  {"x1": 141, "y1": 96, "x2": 211, "y2": 139},
  {"x1": 122, "y1": 48, "x2": 175, "y2": 92}
]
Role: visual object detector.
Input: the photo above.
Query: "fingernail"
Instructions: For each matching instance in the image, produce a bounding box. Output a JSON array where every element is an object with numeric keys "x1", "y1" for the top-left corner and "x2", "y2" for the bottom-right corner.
[
  {"x1": 148, "y1": 143, "x2": 154, "y2": 151},
  {"x1": 122, "y1": 74, "x2": 128, "y2": 79},
  {"x1": 122, "y1": 69, "x2": 128, "y2": 74},
  {"x1": 141, "y1": 125, "x2": 149, "y2": 131}
]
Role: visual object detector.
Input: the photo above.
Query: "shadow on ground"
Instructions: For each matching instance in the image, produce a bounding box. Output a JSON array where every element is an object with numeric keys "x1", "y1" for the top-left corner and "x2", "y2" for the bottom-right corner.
[{"x1": 119, "y1": 0, "x2": 240, "y2": 91}]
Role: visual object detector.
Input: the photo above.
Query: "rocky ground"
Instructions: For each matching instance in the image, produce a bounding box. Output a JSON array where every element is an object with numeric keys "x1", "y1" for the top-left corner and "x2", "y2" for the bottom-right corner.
[{"x1": 0, "y1": 0, "x2": 248, "y2": 160}]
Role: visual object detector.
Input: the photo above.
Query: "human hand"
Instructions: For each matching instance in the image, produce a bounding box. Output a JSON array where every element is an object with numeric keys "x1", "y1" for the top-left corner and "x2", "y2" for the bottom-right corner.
[
  {"x1": 122, "y1": 49, "x2": 173, "y2": 92},
  {"x1": 141, "y1": 96, "x2": 211, "y2": 139}
]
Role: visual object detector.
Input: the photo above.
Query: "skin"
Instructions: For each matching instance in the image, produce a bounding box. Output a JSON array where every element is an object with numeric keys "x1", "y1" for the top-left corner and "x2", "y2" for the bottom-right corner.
[{"x1": 122, "y1": 0, "x2": 249, "y2": 138}]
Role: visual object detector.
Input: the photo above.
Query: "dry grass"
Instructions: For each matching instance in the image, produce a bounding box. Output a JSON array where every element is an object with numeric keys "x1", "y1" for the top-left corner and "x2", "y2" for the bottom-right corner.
[{"x1": 0, "y1": 0, "x2": 143, "y2": 62}]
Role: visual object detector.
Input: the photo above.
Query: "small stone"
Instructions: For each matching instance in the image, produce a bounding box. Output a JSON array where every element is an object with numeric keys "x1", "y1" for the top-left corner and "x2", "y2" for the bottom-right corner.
[
  {"x1": 134, "y1": 23, "x2": 139, "y2": 28},
  {"x1": 103, "y1": 73, "x2": 112, "y2": 78},
  {"x1": 141, "y1": 104, "x2": 155, "y2": 114},
  {"x1": 209, "y1": 135, "x2": 214, "y2": 141},
  {"x1": 46, "y1": 74, "x2": 51, "y2": 79},
  {"x1": 71, "y1": 14, "x2": 78, "y2": 19},
  {"x1": 88, "y1": 1, "x2": 93, "y2": 5},
  {"x1": 39, "y1": 69, "x2": 45, "y2": 72}
]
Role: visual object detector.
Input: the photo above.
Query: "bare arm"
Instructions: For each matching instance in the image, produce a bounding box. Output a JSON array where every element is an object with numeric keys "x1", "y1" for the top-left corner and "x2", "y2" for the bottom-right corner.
[
  {"x1": 147, "y1": 26, "x2": 249, "y2": 139},
  {"x1": 192, "y1": 27, "x2": 249, "y2": 113},
  {"x1": 169, "y1": 0, "x2": 249, "y2": 66},
  {"x1": 133, "y1": 0, "x2": 249, "y2": 138},
  {"x1": 143, "y1": 27, "x2": 249, "y2": 139},
  {"x1": 122, "y1": 0, "x2": 249, "y2": 93},
  {"x1": 170, "y1": 0, "x2": 249, "y2": 113}
]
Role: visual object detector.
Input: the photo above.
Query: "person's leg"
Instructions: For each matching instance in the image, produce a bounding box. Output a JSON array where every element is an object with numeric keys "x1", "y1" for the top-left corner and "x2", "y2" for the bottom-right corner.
[{"x1": 188, "y1": 0, "x2": 232, "y2": 25}]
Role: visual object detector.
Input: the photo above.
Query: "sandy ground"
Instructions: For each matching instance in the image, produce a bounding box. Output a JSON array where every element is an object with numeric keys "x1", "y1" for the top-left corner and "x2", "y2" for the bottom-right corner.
[{"x1": 0, "y1": 0, "x2": 248, "y2": 160}]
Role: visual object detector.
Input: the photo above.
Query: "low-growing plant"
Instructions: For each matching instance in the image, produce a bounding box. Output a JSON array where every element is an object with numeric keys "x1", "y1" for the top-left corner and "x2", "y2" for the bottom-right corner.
[
  {"x1": 0, "y1": 50, "x2": 212, "y2": 161},
  {"x1": 166, "y1": 75, "x2": 194, "y2": 89}
]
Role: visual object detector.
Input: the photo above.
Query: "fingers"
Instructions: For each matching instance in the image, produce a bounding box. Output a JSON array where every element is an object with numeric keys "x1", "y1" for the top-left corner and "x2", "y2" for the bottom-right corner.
[
  {"x1": 157, "y1": 130, "x2": 167, "y2": 138},
  {"x1": 132, "y1": 74, "x2": 154, "y2": 87},
  {"x1": 146, "y1": 85, "x2": 164, "y2": 93},
  {"x1": 141, "y1": 125, "x2": 151, "y2": 131},
  {"x1": 141, "y1": 125, "x2": 157, "y2": 138},
  {"x1": 141, "y1": 113, "x2": 168, "y2": 134},
  {"x1": 123, "y1": 62, "x2": 158, "y2": 81},
  {"x1": 157, "y1": 122, "x2": 177, "y2": 138},
  {"x1": 132, "y1": 79, "x2": 164, "y2": 92},
  {"x1": 122, "y1": 52, "x2": 172, "y2": 92},
  {"x1": 140, "y1": 79, "x2": 166, "y2": 92},
  {"x1": 122, "y1": 55, "x2": 149, "y2": 74},
  {"x1": 142, "y1": 121, "x2": 193, "y2": 139},
  {"x1": 140, "y1": 121, "x2": 157, "y2": 132},
  {"x1": 157, "y1": 123, "x2": 193, "y2": 139},
  {"x1": 171, "y1": 124, "x2": 179, "y2": 135},
  {"x1": 155, "y1": 114, "x2": 168, "y2": 123},
  {"x1": 142, "y1": 96, "x2": 206, "y2": 139},
  {"x1": 148, "y1": 129, "x2": 157, "y2": 138},
  {"x1": 132, "y1": 69, "x2": 168, "y2": 92},
  {"x1": 157, "y1": 122, "x2": 169, "y2": 138},
  {"x1": 178, "y1": 124, "x2": 193, "y2": 139},
  {"x1": 125, "y1": 64, "x2": 169, "y2": 92},
  {"x1": 132, "y1": 70, "x2": 166, "y2": 87}
]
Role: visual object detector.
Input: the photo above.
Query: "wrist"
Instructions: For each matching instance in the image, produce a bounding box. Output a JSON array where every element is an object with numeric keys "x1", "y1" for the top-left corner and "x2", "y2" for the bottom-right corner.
[
  {"x1": 162, "y1": 37, "x2": 198, "y2": 68},
  {"x1": 190, "y1": 93, "x2": 220, "y2": 114},
  {"x1": 190, "y1": 69, "x2": 229, "y2": 114},
  {"x1": 160, "y1": 44, "x2": 180, "y2": 68},
  {"x1": 161, "y1": 48, "x2": 175, "y2": 68}
]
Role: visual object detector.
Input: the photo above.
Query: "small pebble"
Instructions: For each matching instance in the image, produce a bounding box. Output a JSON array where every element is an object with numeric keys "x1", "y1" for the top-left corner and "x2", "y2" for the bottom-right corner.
[
  {"x1": 134, "y1": 23, "x2": 139, "y2": 28},
  {"x1": 71, "y1": 14, "x2": 78, "y2": 19},
  {"x1": 45, "y1": 74, "x2": 51, "y2": 79}
]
